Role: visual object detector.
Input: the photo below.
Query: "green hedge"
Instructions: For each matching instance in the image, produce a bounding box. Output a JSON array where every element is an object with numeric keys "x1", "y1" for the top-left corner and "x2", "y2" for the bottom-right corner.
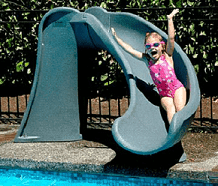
[{"x1": 0, "y1": 0, "x2": 217, "y2": 97}]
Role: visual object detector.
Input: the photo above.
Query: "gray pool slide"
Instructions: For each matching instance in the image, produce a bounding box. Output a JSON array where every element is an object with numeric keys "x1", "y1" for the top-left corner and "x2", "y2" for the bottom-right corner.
[{"x1": 14, "y1": 7, "x2": 200, "y2": 156}]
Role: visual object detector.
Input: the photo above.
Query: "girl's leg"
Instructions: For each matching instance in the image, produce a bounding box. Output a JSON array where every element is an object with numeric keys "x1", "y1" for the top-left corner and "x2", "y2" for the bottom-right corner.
[
  {"x1": 174, "y1": 87, "x2": 186, "y2": 112},
  {"x1": 161, "y1": 96, "x2": 176, "y2": 123}
]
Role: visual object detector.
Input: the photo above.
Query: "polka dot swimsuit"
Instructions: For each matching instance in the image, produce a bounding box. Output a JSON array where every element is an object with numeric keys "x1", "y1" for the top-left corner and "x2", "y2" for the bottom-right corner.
[{"x1": 148, "y1": 55, "x2": 184, "y2": 98}]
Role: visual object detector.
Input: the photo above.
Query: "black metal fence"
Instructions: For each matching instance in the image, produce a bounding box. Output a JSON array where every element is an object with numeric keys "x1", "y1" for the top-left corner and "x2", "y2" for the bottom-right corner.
[{"x1": 0, "y1": 7, "x2": 218, "y2": 131}]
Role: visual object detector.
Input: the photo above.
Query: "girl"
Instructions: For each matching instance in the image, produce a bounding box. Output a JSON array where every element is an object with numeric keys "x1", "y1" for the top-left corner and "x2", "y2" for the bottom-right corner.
[{"x1": 111, "y1": 9, "x2": 186, "y2": 123}]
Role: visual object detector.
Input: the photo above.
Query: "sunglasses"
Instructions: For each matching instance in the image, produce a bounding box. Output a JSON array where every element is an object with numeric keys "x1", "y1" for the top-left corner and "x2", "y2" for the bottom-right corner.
[{"x1": 145, "y1": 41, "x2": 165, "y2": 50}]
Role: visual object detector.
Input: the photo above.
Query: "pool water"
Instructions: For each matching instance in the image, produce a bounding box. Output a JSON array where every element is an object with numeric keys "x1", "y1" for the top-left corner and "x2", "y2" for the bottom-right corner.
[{"x1": 0, "y1": 168, "x2": 213, "y2": 186}]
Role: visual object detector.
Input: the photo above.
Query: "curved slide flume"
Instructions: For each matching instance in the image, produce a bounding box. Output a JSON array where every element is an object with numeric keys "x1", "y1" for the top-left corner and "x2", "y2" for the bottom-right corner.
[
  {"x1": 85, "y1": 7, "x2": 200, "y2": 155},
  {"x1": 15, "y1": 7, "x2": 200, "y2": 157}
]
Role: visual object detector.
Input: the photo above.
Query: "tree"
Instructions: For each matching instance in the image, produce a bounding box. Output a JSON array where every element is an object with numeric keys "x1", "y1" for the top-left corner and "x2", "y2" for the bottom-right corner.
[{"x1": 0, "y1": 0, "x2": 217, "y2": 97}]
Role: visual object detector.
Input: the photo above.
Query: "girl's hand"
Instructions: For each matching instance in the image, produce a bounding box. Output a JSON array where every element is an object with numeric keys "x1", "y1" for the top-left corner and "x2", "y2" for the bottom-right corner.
[
  {"x1": 111, "y1": 27, "x2": 116, "y2": 36},
  {"x1": 167, "y1": 9, "x2": 179, "y2": 19}
]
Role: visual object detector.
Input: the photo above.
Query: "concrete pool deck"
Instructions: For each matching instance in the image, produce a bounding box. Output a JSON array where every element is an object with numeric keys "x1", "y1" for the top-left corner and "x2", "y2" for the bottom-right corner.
[{"x1": 0, "y1": 127, "x2": 217, "y2": 184}]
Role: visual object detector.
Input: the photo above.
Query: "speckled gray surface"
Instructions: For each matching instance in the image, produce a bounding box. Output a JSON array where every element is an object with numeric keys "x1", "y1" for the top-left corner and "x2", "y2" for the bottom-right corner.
[
  {"x1": 0, "y1": 142, "x2": 115, "y2": 165},
  {"x1": 0, "y1": 141, "x2": 217, "y2": 183}
]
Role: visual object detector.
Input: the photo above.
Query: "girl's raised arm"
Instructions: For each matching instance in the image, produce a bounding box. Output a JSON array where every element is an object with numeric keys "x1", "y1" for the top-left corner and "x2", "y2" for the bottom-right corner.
[
  {"x1": 166, "y1": 9, "x2": 179, "y2": 56},
  {"x1": 111, "y1": 28, "x2": 143, "y2": 59}
]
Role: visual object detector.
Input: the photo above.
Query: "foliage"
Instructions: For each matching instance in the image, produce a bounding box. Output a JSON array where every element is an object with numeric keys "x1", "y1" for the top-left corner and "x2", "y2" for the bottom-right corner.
[
  {"x1": 0, "y1": 0, "x2": 218, "y2": 97},
  {"x1": 79, "y1": 50, "x2": 128, "y2": 99}
]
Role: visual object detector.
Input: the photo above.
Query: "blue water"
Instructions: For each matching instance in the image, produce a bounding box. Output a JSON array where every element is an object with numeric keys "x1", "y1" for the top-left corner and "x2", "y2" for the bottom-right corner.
[{"x1": 0, "y1": 168, "x2": 214, "y2": 186}]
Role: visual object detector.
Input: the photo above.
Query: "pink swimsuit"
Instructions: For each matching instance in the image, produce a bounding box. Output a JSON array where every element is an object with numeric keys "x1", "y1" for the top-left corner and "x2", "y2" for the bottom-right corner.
[{"x1": 148, "y1": 55, "x2": 184, "y2": 98}]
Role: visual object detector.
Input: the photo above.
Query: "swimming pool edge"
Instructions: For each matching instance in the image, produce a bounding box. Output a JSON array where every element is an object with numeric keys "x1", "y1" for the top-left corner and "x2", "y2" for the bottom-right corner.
[{"x1": 0, "y1": 157, "x2": 217, "y2": 184}]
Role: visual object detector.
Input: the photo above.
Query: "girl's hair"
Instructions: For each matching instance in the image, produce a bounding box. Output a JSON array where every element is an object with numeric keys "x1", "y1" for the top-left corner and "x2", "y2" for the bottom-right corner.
[{"x1": 144, "y1": 32, "x2": 163, "y2": 44}]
